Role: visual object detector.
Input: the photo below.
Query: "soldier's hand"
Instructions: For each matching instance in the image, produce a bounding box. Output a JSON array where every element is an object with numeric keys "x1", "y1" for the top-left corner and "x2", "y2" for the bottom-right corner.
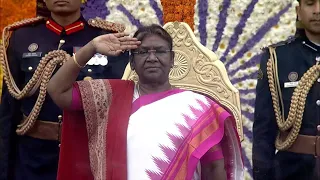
[{"x1": 91, "y1": 33, "x2": 140, "y2": 56}]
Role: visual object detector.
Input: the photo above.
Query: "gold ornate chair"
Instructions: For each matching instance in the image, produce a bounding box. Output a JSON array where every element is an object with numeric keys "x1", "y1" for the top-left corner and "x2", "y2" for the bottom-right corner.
[{"x1": 122, "y1": 22, "x2": 243, "y2": 141}]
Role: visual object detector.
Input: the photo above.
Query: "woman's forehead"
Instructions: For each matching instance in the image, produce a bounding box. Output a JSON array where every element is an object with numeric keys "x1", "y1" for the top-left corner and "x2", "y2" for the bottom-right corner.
[
  {"x1": 139, "y1": 35, "x2": 170, "y2": 47},
  {"x1": 138, "y1": 44, "x2": 168, "y2": 49}
]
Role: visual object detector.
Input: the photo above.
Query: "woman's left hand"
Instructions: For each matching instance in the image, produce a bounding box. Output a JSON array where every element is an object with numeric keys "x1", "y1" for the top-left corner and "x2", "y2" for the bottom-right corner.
[{"x1": 91, "y1": 33, "x2": 140, "y2": 56}]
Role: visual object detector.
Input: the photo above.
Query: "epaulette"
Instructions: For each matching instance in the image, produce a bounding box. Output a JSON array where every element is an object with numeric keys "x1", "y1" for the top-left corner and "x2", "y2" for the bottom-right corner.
[
  {"x1": 1, "y1": 17, "x2": 45, "y2": 49},
  {"x1": 87, "y1": 17, "x2": 126, "y2": 33},
  {"x1": 270, "y1": 36, "x2": 296, "y2": 48},
  {"x1": 260, "y1": 36, "x2": 296, "y2": 51},
  {"x1": 4, "y1": 16, "x2": 45, "y2": 31}
]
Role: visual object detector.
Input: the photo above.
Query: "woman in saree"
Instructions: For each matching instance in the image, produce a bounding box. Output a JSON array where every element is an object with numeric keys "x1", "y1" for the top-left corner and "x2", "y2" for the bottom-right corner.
[{"x1": 47, "y1": 24, "x2": 244, "y2": 180}]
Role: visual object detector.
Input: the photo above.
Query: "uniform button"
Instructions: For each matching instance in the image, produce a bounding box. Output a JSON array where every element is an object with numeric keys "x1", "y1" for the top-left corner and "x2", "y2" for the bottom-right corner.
[
  {"x1": 317, "y1": 78, "x2": 320, "y2": 83},
  {"x1": 58, "y1": 144, "x2": 61, "y2": 148},
  {"x1": 58, "y1": 115, "x2": 62, "y2": 120},
  {"x1": 317, "y1": 125, "x2": 320, "y2": 131},
  {"x1": 88, "y1": 68, "x2": 92, "y2": 73},
  {"x1": 316, "y1": 56, "x2": 320, "y2": 62},
  {"x1": 60, "y1": 39, "x2": 65, "y2": 44},
  {"x1": 316, "y1": 100, "x2": 320, "y2": 106},
  {"x1": 28, "y1": 66, "x2": 33, "y2": 71},
  {"x1": 84, "y1": 76, "x2": 93, "y2": 81}
]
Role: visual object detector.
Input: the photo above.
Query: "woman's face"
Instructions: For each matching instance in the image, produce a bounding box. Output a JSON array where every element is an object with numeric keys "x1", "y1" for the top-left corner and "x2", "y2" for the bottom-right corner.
[{"x1": 131, "y1": 34, "x2": 174, "y2": 84}]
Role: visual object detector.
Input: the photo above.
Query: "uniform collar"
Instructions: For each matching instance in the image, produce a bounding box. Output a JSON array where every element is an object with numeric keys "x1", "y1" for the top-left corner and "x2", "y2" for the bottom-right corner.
[
  {"x1": 295, "y1": 30, "x2": 320, "y2": 67},
  {"x1": 298, "y1": 30, "x2": 320, "y2": 52},
  {"x1": 46, "y1": 16, "x2": 85, "y2": 36}
]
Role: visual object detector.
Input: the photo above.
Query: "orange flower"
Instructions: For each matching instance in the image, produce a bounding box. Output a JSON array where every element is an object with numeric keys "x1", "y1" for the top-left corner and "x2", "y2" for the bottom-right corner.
[
  {"x1": 175, "y1": 14, "x2": 183, "y2": 20},
  {"x1": 0, "y1": 0, "x2": 36, "y2": 35},
  {"x1": 161, "y1": 0, "x2": 195, "y2": 31}
]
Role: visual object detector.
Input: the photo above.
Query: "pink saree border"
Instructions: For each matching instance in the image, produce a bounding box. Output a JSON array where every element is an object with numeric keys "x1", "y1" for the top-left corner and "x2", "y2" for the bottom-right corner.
[
  {"x1": 131, "y1": 88, "x2": 185, "y2": 114},
  {"x1": 69, "y1": 82, "x2": 243, "y2": 179},
  {"x1": 161, "y1": 101, "x2": 240, "y2": 180},
  {"x1": 201, "y1": 145, "x2": 224, "y2": 164}
]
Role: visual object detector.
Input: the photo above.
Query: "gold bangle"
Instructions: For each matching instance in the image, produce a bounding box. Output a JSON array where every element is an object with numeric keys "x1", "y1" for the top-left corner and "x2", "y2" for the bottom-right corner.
[{"x1": 72, "y1": 53, "x2": 85, "y2": 68}]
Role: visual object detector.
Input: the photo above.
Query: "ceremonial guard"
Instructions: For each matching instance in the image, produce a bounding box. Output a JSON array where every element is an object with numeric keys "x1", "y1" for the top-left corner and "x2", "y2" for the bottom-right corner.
[
  {"x1": 253, "y1": 0, "x2": 320, "y2": 179},
  {"x1": 0, "y1": 0, "x2": 129, "y2": 179}
]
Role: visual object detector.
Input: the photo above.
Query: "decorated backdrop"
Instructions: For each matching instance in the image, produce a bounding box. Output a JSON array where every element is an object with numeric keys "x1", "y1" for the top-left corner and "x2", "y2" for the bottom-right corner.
[
  {"x1": 76, "y1": 0, "x2": 298, "y2": 178},
  {"x1": 85, "y1": 1, "x2": 299, "y2": 179},
  {"x1": 1, "y1": 0, "x2": 299, "y2": 179}
]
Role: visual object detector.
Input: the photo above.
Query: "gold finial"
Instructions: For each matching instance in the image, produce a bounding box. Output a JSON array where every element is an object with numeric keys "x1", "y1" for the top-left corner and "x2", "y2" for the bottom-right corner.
[{"x1": 81, "y1": 0, "x2": 87, "y2": 3}]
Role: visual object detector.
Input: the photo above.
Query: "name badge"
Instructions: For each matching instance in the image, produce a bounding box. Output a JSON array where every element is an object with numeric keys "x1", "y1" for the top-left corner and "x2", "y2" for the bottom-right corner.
[
  {"x1": 284, "y1": 81, "x2": 299, "y2": 88},
  {"x1": 22, "y1": 52, "x2": 42, "y2": 58}
]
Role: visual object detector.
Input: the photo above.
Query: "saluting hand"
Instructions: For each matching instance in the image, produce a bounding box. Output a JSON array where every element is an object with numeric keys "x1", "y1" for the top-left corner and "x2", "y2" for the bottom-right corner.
[{"x1": 91, "y1": 33, "x2": 140, "y2": 56}]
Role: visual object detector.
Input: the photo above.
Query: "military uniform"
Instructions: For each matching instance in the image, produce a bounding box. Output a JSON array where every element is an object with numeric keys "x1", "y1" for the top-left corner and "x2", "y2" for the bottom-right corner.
[
  {"x1": 253, "y1": 30, "x2": 320, "y2": 180},
  {"x1": 0, "y1": 16, "x2": 129, "y2": 180}
]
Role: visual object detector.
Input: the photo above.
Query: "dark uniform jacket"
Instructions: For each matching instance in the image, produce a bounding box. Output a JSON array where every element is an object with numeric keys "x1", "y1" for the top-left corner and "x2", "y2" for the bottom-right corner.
[
  {"x1": 253, "y1": 31, "x2": 320, "y2": 180},
  {"x1": 0, "y1": 16, "x2": 129, "y2": 180}
]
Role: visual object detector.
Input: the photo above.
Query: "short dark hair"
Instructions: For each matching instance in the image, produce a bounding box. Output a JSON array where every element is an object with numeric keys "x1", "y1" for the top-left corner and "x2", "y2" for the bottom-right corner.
[{"x1": 132, "y1": 24, "x2": 173, "y2": 50}]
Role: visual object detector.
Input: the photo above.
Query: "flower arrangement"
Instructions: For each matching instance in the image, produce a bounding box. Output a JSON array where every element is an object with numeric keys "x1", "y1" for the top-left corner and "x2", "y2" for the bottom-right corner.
[
  {"x1": 0, "y1": 0, "x2": 36, "y2": 36},
  {"x1": 105, "y1": 0, "x2": 163, "y2": 34},
  {"x1": 0, "y1": 0, "x2": 299, "y2": 178},
  {"x1": 161, "y1": 0, "x2": 196, "y2": 30}
]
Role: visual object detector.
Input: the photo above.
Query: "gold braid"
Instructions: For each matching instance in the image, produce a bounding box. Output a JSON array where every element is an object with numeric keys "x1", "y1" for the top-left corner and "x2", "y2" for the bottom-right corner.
[
  {"x1": 0, "y1": 17, "x2": 70, "y2": 135},
  {"x1": 87, "y1": 17, "x2": 126, "y2": 33},
  {"x1": 0, "y1": 17, "x2": 123, "y2": 135},
  {"x1": 266, "y1": 47, "x2": 320, "y2": 150}
]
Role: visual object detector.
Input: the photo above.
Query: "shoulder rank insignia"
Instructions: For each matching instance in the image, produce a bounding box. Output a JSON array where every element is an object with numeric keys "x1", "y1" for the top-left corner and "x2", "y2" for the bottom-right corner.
[
  {"x1": 88, "y1": 17, "x2": 126, "y2": 33},
  {"x1": 1, "y1": 17, "x2": 45, "y2": 48},
  {"x1": 4, "y1": 17, "x2": 45, "y2": 32},
  {"x1": 270, "y1": 36, "x2": 296, "y2": 48},
  {"x1": 260, "y1": 36, "x2": 296, "y2": 51}
]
